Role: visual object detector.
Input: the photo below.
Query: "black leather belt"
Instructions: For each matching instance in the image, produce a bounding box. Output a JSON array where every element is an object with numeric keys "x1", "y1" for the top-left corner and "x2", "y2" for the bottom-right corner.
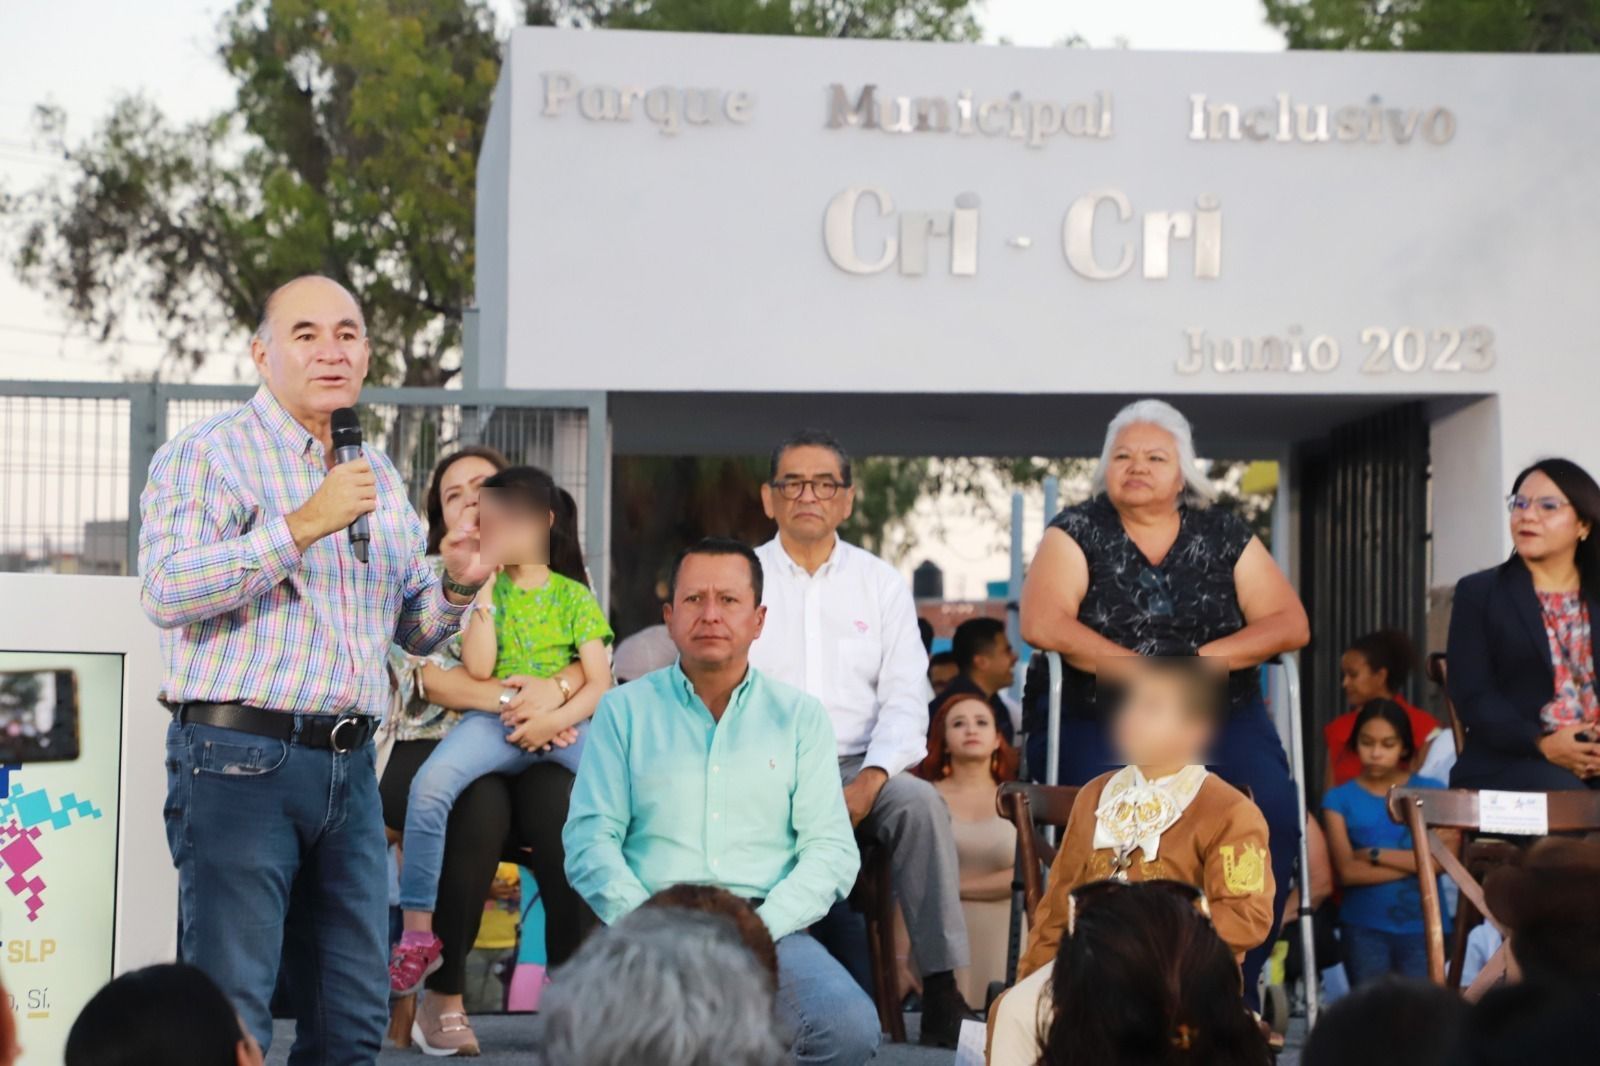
[{"x1": 173, "y1": 702, "x2": 375, "y2": 753}]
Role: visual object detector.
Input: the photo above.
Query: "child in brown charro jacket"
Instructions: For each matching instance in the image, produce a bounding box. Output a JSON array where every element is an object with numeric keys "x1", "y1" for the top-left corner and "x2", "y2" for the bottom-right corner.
[{"x1": 989, "y1": 658, "x2": 1276, "y2": 1065}]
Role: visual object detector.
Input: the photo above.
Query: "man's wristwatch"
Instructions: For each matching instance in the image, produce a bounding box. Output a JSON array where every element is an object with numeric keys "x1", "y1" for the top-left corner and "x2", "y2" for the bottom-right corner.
[
  {"x1": 554, "y1": 675, "x2": 574, "y2": 704},
  {"x1": 1368, "y1": 847, "x2": 1381, "y2": 867},
  {"x1": 443, "y1": 573, "x2": 484, "y2": 600}
]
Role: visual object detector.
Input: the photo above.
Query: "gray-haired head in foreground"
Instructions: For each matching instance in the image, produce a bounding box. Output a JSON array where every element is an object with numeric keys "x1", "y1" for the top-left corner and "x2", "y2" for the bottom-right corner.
[
  {"x1": 532, "y1": 907, "x2": 790, "y2": 1066},
  {"x1": 1093, "y1": 398, "x2": 1216, "y2": 508}
]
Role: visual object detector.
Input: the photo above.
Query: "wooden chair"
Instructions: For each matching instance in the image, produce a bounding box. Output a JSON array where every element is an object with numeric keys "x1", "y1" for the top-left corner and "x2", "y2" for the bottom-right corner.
[
  {"x1": 994, "y1": 781, "x2": 1080, "y2": 994},
  {"x1": 1388, "y1": 786, "x2": 1600, "y2": 998},
  {"x1": 1425, "y1": 653, "x2": 1466, "y2": 756},
  {"x1": 997, "y1": 782, "x2": 1080, "y2": 921},
  {"x1": 850, "y1": 835, "x2": 907, "y2": 1043}
]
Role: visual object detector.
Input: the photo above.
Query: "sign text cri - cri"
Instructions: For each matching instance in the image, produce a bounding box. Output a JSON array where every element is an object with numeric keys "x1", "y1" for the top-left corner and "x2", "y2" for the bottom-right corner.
[{"x1": 823, "y1": 187, "x2": 1222, "y2": 280}]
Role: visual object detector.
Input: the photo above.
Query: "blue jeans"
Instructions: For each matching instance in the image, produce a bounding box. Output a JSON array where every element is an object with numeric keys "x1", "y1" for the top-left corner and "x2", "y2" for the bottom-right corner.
[
  {"x1": 775, "y1": 932, "x2": 881, "y2": 1066},
  {"x1": 164, "y1": 719, "x2": 388, "y2": 1065},
  {"x1": 1028, "y1": 697, "x2": 1301, "y2": 1011},
  {"x1": 810, "y1": 899, "x2": 876, "y2": 996},
  {"x1": 398, "y1": 710, "x2": 584, "y2": 912},
  {"x1": 1341, "y1": 924, "x2": 1430, "y2": 987}
]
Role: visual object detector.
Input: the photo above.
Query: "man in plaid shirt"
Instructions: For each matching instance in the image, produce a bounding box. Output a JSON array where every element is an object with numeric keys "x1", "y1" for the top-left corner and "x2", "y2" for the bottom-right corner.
[{"x1": 141, "y1": 275, "x2": 492, "y2": 1065}]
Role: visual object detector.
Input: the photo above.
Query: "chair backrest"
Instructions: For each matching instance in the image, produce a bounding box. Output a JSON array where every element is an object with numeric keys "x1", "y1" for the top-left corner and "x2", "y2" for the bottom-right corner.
[
  {"x1": 1426, "y1": 652, "x2": 1466, "y2": 756},
  {"x1": 1389, "y1": 786, "x2": 1600, "y2": 835},
  {"x1": 997, "y1": 781, "x2": 1080, "y2": 921},
  {"x1": 1387, "y1": 786, "x2": 1600, "y2": 994}
]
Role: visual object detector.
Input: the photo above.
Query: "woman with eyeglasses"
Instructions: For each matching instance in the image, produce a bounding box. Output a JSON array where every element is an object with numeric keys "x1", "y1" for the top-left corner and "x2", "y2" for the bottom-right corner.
[
  {"x1": 1019, "y1": 399, "x2": 1310, "y2": 1006},
  {"x1": 1446, "y1": 458, "x2": 1600, "y2": 790}
]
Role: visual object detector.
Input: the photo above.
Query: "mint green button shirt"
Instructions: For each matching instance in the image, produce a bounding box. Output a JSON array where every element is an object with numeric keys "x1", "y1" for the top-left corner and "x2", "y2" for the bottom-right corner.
[{"x1": 563, "y1": 662, "x2": 860, "y2": 941}]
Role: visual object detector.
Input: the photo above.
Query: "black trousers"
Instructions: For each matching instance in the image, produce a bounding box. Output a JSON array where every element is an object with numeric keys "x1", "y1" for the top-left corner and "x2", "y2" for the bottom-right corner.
[{"x1": 380, "y1": 738, "x2": 594, "y2": 996}]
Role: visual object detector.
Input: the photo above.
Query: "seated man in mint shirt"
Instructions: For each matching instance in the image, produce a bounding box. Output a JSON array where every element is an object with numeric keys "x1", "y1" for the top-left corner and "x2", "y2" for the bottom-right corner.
[{"x1": 564, "y1": 538, "x2": 880, "y2": 1066}]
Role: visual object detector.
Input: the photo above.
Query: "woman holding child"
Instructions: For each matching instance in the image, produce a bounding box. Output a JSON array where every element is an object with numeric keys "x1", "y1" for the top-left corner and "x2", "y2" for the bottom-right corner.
[
  {"x1": 1019, "y1": 398, "x2": 1310, "y2": 1006},
  {"x1": 378, "y1": 447, "x2": 605, "y2": 1055}
]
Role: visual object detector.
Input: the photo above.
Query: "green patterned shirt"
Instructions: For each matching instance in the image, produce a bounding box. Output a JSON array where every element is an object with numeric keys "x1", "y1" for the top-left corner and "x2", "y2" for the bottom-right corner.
[{"x1": 490, "y1": 570, "x2": 613, "y2": 680}]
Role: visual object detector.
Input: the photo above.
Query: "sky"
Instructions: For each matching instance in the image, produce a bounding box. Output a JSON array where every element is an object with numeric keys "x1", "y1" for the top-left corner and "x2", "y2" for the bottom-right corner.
[{"x1": 0, "y1": 0, "x2": 1284, "y2": 586}]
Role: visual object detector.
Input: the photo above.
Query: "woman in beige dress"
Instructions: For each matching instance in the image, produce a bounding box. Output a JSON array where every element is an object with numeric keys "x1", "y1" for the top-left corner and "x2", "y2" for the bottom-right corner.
[{"x1": 915, "y1": 691, "x2": 1023, "y2": 1007}]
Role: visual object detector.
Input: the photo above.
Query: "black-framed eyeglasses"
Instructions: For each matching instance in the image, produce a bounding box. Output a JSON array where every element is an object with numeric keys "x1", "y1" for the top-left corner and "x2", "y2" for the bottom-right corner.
[
  {"x1": 1066, "y1": 878, "x2": 1211, "y2": 936},
  {"x1": 1507, "y1": 494, "x2": 1571, "y2": 515},
  {"x1": 770, "y1": 478, "x2": 849, "y2": 501}
]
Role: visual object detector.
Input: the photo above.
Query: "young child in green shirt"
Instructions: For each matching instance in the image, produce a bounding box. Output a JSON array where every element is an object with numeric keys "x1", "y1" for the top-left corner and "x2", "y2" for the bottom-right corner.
[{"x1": 390, "y1": 466, "x2": 613, "y2": 997}]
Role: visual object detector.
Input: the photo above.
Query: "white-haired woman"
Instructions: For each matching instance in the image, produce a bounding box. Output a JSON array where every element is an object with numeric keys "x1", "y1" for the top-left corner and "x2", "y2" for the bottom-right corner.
[
  {"x1": 532, "y1": 907, "x2": 791, "y2": 1066},
  {"x1": 1019, "y1": 398, "x2": 1309, "y2": 1007}
]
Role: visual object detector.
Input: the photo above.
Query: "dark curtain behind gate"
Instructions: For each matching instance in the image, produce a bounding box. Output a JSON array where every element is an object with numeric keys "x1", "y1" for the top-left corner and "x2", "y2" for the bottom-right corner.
[{"x1": 1297, "y1": 403, "x2": 1431, "y2": 797}]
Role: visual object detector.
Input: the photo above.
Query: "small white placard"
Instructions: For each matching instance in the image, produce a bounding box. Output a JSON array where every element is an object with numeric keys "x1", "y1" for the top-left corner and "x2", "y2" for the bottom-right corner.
[
  {"x1": 955, "y1": 1019, "x2": 987, "y2": 1066},
  {"x1": 1479, "y1": 790, "x2": 1549, "y2": 836}
]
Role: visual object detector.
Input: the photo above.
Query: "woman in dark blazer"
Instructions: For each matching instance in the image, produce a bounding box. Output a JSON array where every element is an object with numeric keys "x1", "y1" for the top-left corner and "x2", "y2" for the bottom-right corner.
[{"x1": 1447, "y1": 458, "x2": 1600, "y2": 790}]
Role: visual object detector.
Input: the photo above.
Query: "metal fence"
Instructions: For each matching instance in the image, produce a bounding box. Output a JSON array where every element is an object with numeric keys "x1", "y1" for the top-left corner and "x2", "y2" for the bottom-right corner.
[{"x1": 0, "y1": 381, "x2": 609, "y2": 603}]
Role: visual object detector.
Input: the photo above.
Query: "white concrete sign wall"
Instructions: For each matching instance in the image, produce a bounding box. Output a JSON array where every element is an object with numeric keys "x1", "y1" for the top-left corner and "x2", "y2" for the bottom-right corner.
[
  {"x1": 477, "y1": 29, "x2": 1600, "y2": 581},
  {"x1": 479, "y1": 30, "x2": 1599, "y2": 405}
]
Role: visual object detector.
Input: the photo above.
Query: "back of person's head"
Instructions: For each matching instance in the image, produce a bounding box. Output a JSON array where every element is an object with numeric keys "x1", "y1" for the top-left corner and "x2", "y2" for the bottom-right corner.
[
  {"x1": 1043, "y1": 881, "x2": 1270, "y2": 1066},
  {"x1": 917, "y1": 616, "x2": 934, "y2": 654},
  {"x1": 951, "y1": 617, "x2": 1006, "y2": 673},
  {"x1": 65, "y1": 963, "x2": 255, "y2": 1066},
  {"x1": 642, "y1": 882, "x2": 779, "y2": 987},
  {"x1": 1302, "y1": 976, "x2": 1465, "y2": 1066},
  {"x1": 536, "y1": 907, "x2": 789, "y2": 1066},
  {"x1": 1345, "y1": 629, "x2": 1418, "y2": 694},
  {"x1": 1485, "y1": 836, "x2": 1600, "y2": 987},
  {"x1": 479, "y1": 465, "x2": 586, "y2": 584},
  {"x1": 1450, "y1": 980, "x2": 1600, "y2": 1066}
]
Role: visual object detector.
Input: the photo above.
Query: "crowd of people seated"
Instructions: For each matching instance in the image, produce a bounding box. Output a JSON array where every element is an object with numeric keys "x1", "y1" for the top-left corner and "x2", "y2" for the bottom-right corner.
[{"x1": 115, "y1": 321, "x2": 1600, "y2": 1066}]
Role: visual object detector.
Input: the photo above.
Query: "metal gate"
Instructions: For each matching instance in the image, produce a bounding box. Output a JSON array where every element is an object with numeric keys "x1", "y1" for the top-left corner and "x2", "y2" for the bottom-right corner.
[
  {"x1": 0, "y1": 381, "x2": 609, "y2": 606},
  {"x1": 1297, "y1": 402, "x2": 1431, "y2": 794}
]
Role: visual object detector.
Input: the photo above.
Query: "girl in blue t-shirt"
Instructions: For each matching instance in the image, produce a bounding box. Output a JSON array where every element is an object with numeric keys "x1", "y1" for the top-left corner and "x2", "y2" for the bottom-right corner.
[{"x1": 1322, "y1": 698, "x2": 1448, "y2": 986}]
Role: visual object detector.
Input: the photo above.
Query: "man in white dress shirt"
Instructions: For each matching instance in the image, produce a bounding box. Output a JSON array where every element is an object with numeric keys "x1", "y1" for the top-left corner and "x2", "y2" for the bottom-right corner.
[{"x1": 749, "y1": 429, "x2": 977, "y2": 1048}]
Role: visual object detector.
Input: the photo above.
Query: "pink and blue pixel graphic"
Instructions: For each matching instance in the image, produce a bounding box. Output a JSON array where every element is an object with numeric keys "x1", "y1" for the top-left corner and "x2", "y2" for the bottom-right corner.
[{"x1": 0, "y1": 765, "x2": 103, "y2": 922}]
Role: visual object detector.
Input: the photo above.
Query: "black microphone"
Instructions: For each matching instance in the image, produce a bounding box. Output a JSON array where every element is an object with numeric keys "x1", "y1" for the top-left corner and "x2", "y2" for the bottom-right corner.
[{"x1": 330, "y1": 407, "x2": 370, "y2": 564}]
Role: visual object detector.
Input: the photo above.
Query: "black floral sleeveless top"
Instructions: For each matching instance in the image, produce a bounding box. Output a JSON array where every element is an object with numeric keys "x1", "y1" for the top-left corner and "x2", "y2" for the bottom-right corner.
[{"x1": 1048, "y1": 494, "x2": 1259, "y2": 714}]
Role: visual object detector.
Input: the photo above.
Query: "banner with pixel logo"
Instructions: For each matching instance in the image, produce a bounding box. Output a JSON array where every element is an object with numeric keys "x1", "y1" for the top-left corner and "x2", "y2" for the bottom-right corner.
[{"x1": 0, "y1": 651, "x2": 122, "y2": 1066}]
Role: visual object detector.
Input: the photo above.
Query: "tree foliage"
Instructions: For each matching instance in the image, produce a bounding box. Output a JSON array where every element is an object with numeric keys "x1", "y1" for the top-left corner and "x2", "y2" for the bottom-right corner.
[
  {"x1": 525, "y1": 0, "x2": 980, "y2": 39},
  {"x1": 1262, "y1": 0, "x2": 1600, "y2": 52},
  {"x1": 6, "y1": 0, "x2": 501, "y2": 384},
  {"x1": 3, "y1": 0, "x2": 978, "y2": 383}
]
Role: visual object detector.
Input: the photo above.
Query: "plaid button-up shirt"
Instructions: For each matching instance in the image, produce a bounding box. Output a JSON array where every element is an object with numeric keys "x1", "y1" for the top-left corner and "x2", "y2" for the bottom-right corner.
[{"x1": 139, "y1": 387, "x2": 466, "y2": 718}]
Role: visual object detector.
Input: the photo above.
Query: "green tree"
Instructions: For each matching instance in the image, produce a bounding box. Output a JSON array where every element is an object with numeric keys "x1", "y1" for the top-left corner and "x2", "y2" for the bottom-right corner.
[
  {"x1": 1262, "y1": 0, "x2": 1600, "y2": 52},
  {"x1": 7, "y1": 0, "x2": 501, "y2": 384},
  {"x1": 4, "y1": 0, "x2": 979, "y2": 384},
  {"x1": 525, "y1": 0, "x2": 980, "y2": 39}
]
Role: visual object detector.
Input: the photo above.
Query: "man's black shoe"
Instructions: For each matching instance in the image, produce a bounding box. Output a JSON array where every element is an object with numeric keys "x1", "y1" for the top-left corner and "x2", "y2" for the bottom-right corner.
[{"x1": 918, "y1": 979, "x2": 978, "y2": 1048}]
